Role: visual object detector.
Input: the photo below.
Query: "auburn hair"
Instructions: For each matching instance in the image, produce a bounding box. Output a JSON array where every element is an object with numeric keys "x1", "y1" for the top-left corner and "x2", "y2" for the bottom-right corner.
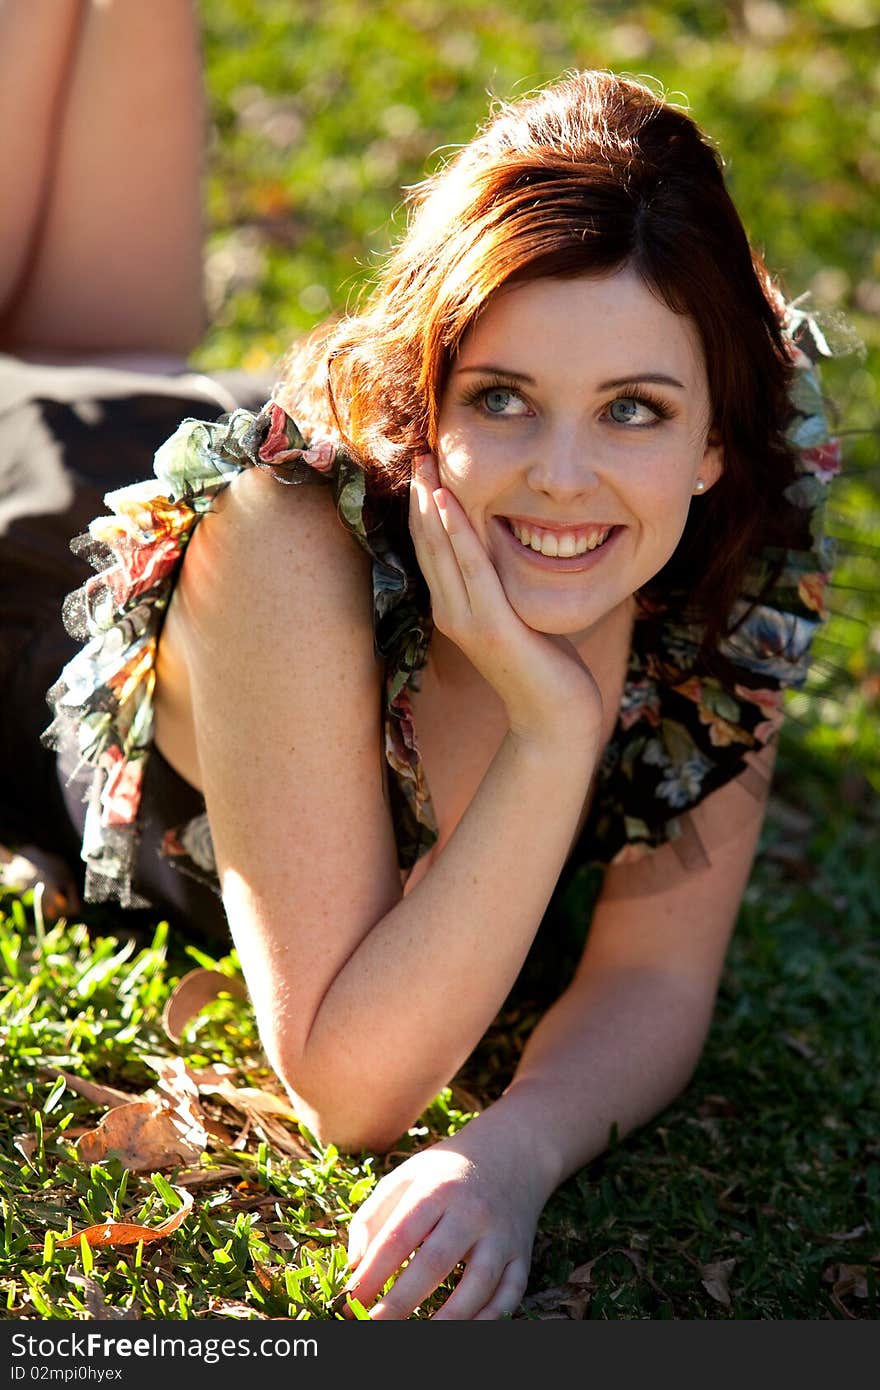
[{"x1": 280, "y1": 70, "x2": 805, "y2": 662}]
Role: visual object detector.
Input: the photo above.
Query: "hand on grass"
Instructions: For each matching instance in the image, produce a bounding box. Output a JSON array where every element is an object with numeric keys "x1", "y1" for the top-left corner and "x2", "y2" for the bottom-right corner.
[{"x1": 344, "y1": 1118, "x2": 545, "y2": 1320}]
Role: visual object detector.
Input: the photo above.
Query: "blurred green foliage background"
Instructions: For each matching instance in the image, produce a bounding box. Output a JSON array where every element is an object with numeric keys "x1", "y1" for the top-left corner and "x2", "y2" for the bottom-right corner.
[{"x1": 195, "y1": 0, "x2": 879, "y2": 773}]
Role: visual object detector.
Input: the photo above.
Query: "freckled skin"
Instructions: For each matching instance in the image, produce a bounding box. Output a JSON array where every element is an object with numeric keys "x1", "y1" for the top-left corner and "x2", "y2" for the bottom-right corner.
[{"x1": 435, "y1": 268, "x2": 724, "y2": 655}]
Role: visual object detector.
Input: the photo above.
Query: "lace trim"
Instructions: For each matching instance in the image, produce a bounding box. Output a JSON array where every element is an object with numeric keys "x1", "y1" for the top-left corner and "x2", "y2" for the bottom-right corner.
[{"x1": 41, "y1": 400, "x2": 437, "y2": 904}]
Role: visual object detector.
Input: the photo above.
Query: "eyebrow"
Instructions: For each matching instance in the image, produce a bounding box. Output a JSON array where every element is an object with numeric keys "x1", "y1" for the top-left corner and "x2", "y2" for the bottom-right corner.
[{"x1": 455, "y1": 364, "x2": 687, "y2": 390}]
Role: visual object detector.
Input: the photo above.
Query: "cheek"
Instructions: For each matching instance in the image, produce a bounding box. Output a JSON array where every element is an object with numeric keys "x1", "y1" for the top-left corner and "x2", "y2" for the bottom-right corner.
[
  {"x1": 436, "y1": 427, "x2": 492, "y2": 497},
  {"x1": 632, "y1": 449, "x2": 700, "y2": 516}
]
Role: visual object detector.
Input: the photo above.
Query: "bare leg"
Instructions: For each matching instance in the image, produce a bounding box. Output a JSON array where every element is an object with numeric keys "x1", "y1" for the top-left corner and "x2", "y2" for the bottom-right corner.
[
  {"x1": 0, "y1": 0, "x2": 84, "y2": 319},
  {"x1": 0, "y1": 0, "x2": 206, "y2": 358}
]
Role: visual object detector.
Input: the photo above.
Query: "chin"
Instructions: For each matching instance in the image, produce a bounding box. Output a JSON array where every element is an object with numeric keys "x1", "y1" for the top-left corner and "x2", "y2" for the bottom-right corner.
[{"x1": 505, "y1": 590, "x2": 606, "y2": 637}]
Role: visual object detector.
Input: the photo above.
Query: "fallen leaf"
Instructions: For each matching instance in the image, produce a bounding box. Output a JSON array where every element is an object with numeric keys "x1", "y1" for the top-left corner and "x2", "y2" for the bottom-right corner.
[
  {"x1": 66, "y1": 1273, "x2": 138, "y2": 1320},
  {"x1": 162, "y1": 969, "x2": 248, "y2": 1043},
  {"x1": 251, "y1": 1262, "x2": 279, "y2": 1293},
  {"x1": 173, "y1": 1165, "x2": 243, "y2": 1189},
  {"x1": 13, "y1": 1134, "x2": 37, "y2": 1162},
  {"x1": 56, "y1": 1187, "x2": 193, "y2": 1248},
  {"x1": 268, "y1": 1231, "x2": 297, "y2": 1250},
  {"x1": 567, "y1": 1256, "x2": 603, "y2": 1287},
  {"x1": 75, "y1": 1100, "x2": 205, "y2": 1171},
  {"x1": 780, "y1": 1031, "x2": 821, "y2": 1063},
  {"x1": 140, "y1": 1056, "x2": 213, "y2": 1151},
  {"x1": 206, "y1": 1297, "x2": 267, "y2": 1318},
  {"x1": 810, "y1": 1225, "x2": 869, "y2": 1244},
  {"x1": 187, "y1": 1063, "x2": 238, "y2": 1088},
  {"x1": 203, "y1": 1117, "x2": 235, "y2": 1143},
  {"x1": 558, "y1": 1290, "x2": 591, "y2": 1318},
  {"x1": 824, "y1": 1262, "x2": 871, "y2": 1299},
  {"x1": 700, "y1": 1257, "x2": 737, "y2": 1306},
  {"x1": 230, "y1": 1116, "x2": 252, "y2": 1151},
  {"x1": 198, "y1": 1079, "x2": 297, "y2": 1121},
  {"x1": 520, "y1": 1285, "x2": 573, "y2": 1312},
  {"x1": 697, "y1": 1093, "x2": 739, "y2": 1118},
  {"x1": 196, "y1": 1079, "x2": 311, "y2": 1158},
  {"x1": 251, "y1": 1112, "x2": 311, "y2": 1160},
  {"x1": 53, "y1": 1072, "x2": 137, "y2": 1109}
]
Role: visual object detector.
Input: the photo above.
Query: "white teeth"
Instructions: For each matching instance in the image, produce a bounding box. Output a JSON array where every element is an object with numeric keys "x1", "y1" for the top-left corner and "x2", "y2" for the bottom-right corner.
[{"x1": 508, "y1": 520, "x2": 612, "y2": 557}]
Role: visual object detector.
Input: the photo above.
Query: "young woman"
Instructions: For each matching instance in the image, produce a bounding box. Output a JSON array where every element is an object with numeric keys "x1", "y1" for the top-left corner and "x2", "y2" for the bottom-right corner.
[{"x1": 2, "y1": 2, "x2": 839, "y2": 1320}]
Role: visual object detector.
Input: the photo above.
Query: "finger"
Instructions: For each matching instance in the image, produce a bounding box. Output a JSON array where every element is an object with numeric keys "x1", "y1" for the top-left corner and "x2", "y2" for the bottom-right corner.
[
  {"x1": 408, "y1": 456, "x2": 470, "y2": 614},
  {"x1": 367, "y1": 1214, "x2": 473, "y2": 1320},
  {"x1": 345, "y1": 1203, "x2": 444, "y2": 1311},
  {"x1": 427, "y1": 1245, "x2": 510, "y2": 1321},
  {"x1": 427, "y1": 485, "x2": 509, "y2": 618},
  {"x1": 471, "y1": 1258, "x2": 530, "y2": 1321},
  {"x1": 347, "y1": 1175, "x2": 409, "y2": 1268}
]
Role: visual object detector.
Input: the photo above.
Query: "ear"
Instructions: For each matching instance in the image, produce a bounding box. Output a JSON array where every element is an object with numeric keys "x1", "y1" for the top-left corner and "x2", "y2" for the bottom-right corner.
[{"x1": 699, "y1": 428, "x2": 724, "y2": 493}]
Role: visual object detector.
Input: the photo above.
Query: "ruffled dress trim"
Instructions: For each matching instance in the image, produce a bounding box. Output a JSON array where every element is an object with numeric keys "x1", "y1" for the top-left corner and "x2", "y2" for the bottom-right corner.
[
  {"x1": 43, "y1": 304, "x2": 839, "y2": 907},
  {"x1": 583, "y1": 308, "x2": 840, "y2": 867},
  {"x1": 42, "y1": 402, "x2": 437, "y2": 907}
]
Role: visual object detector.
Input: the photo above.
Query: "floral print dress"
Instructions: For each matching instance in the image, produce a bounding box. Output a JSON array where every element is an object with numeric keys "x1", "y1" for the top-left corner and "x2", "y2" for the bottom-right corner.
[{"x1": 41, "y1": 310, "x2": 840, "y2": 910}]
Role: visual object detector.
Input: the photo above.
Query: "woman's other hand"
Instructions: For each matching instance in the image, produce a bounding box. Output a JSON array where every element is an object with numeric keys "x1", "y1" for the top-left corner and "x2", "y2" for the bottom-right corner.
[
  {"x1": 344, "y1": 1120, "x2": 546, "y2": 1320},
  {"x1": 409, "y1": 452, "x2": 604, "y2": 750}
]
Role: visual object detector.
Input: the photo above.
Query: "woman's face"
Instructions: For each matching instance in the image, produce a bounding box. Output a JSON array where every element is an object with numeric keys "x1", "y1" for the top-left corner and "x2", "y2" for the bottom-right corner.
[{"x1": 435, "y1": 267, "x2": 723, "y2": 648}]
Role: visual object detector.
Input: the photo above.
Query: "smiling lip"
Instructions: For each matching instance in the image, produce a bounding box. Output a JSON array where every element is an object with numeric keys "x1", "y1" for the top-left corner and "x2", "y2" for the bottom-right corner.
[
  {"x1": 500, "y1": 515, "x2": 615, "y2": 536},
  {"x1": 493, "y1": 516, "x2": 623, "y2": 571}
]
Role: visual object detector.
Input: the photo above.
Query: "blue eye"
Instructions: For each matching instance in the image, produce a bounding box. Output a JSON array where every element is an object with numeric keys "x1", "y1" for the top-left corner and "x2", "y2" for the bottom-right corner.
[
  {"x1": 608, "y1": 396, "x2": 662, "y2": 426},
  {"x1": 606, "y1": 394, "x2": 670, "y2": 425},
  {"x1": 483, "y1": 387, "x2": 526, "y2": 415}
]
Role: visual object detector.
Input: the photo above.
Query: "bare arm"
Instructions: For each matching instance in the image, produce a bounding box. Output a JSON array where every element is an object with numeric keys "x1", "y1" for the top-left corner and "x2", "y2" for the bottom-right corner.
[
  {"x1": 461, "y1": 755, "x2": 775, "y2": 1201},
  {"x1": 174, "y1": 467, "x2": 602, "y2": 1152},
  {"x1": 344, "y1": 760, "x2": 774, "y2": 1318}
]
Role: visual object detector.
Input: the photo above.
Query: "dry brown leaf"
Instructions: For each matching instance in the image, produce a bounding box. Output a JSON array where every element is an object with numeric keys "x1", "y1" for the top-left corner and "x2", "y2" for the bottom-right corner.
[
  {"x1": 818, "y1": 1225, "x2": 869, "y2": 1243},
  {"x1": 230, "y1": 1116, "x2": 252, "y2": 1151},
  {"x1": 267, "y1": 1231, "x2": 297, "y2": 1250},
  {"x1": 198, "y1": 1078, "x2": 296, "y2": 1121},
  {"x1": 173, "y1": 1165, "x2": 243, "y2": 1189},
  {"x1": 251, "y1": 1113, "x2": 311, "y2": 1160},
  {"x1": 13, "y1": 1134, "x2": 37, "y2": 1162},
  {"x1": 75, "y1": 1100, "x2": 205, "y2": 1171},
  {"x1": 66, "y1": 1273, "x2": 138, "y2": 1320},
  {"x1": 558, "y1": 1290, "x2": 591, "y2": 1319},
  {"x1": 824, "y1": 1263, "x2": 871, "y2": 1299},
  {"x1": 206, "y1": 1297, "x2": 267, "y2": 1319},
  {"x1": 251, "y1": 1262, "x2": 280, "y2": 1293},
  {"x1": 162, "y1": 969, "x2": 248, "y2": 1043},
  {"x1": 700, "y1": 1257, "x2": 737, "y2": 1306},
  {"x1": 54, "y1": 1072, "x2": 137, "y2": 1109},
  {"x1": 188, "y1": 1063, "x2": 238, "y2": 1088},
  {"x1": 567, "y1": 1256, "x2": 603, "y2": 1287},
  {"x1": 56, "y1": 1187, "x2": 193, "y2": 1248},
  {"x1": 140, "y1": 1056, "x2": 214, "y2": 1151},
  {"x1": 203, "y1": 1117, "x2": 235, "y2": 1143},
  {"x1": 520, "y1": 1285, "x2": 572, "y2": 1312}
]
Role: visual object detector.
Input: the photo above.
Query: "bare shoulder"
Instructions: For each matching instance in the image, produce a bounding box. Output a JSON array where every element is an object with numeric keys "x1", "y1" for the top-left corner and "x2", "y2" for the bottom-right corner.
[
  {"x1": 177, "y1": 463, "x2": 374, "y2": 631},
  {"x1": 166, "y1": 464, "x2": 402, "y2": 1071}
]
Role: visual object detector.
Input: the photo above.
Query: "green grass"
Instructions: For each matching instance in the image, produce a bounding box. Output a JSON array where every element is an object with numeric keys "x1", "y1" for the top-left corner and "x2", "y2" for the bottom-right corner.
[
  {"x1": 1, "y1": 0, "x2": 878, "y2": 1321},
  {"x1": 0, "y1": 749, "x2": 877, "y2": 1320}
]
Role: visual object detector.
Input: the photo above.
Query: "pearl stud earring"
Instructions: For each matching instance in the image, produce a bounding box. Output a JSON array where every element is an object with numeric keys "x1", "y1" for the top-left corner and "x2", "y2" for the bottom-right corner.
[{"x1": 693, "y1": 478, "x2": 707, "y2": 494}]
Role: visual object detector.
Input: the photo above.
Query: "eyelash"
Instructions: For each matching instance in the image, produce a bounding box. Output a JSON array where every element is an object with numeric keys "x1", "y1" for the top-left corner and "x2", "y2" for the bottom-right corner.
[{"x1": 460, "y1": 376, "x2": 676, "y2": 424}]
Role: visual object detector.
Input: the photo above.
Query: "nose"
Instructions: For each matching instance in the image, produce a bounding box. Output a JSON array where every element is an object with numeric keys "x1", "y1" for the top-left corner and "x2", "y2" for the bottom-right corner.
[{"x1": 524, "y1": 425, "x2": 601, "y2": 499}]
